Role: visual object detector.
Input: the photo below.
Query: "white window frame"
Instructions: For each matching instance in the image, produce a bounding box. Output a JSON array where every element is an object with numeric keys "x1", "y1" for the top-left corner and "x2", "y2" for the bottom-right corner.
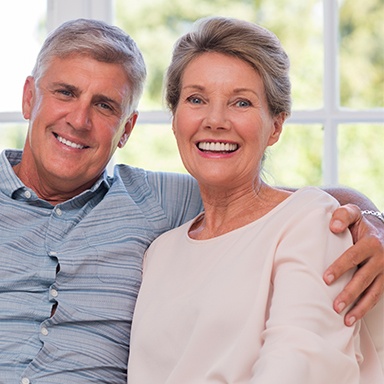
[
  {"x1": 0, "y1": 0, "x2": 382, "y2": 185},
  {"x1": 0, "y1": 0, "x2": 114, "y2": 129}
]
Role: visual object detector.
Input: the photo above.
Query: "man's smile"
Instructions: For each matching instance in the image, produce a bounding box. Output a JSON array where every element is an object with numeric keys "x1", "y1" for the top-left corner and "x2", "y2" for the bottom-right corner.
[{"x1": 53, "y1": 133, "x2": 88, "y2": 149}]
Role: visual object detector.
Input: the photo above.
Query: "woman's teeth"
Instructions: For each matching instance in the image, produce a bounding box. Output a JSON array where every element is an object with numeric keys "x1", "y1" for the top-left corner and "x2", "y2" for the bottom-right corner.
[{"x1": 197, "y1": 142, "x2": 238, "y2": 152}]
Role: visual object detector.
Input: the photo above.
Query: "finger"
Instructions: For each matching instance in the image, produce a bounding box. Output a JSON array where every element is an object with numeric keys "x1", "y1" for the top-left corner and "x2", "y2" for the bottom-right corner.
[
  {"x1": 323, "y1": 242, "x2": 367, "y2": 285},
  {"x1": 344, "y1": 276, "x2": 384, "y2": 326},
  {"x1": 329, "y1": 204, "x2": 362, "y2": 234},
  {"x1": 332, "y1": 263, "x2": 376, "y2": 316}
]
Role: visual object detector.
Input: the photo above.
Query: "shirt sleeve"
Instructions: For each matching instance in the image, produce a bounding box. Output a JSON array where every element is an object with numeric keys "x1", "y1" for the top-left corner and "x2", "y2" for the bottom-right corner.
[
  {"x1": 251, "y1": 193, "x2": 360, "y2": 384},
  {"x1": 146, "y1": 170, "x2": 203, "y2": 229}
]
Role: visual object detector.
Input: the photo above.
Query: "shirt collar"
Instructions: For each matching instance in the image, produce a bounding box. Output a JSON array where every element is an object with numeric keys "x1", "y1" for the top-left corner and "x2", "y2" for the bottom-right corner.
[{"x1": 0, "y1": 149, "x2": 110, "y2": 203}]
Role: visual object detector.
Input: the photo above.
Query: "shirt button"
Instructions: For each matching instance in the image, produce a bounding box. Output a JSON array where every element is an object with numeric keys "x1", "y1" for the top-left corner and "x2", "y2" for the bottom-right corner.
[
  {"x1": 41, "y1": 327, "x2": 49, "y2": 336},
  {"x1": 55, "y1": 208, "x2": 63, "y2": 216},
  {"x1": 21, "y1": 378, "x2": 30, "y2": 384},
  {"x1": 24, "y1": 190, "x2": 31, "y2": 199},
  {"x1": 51, "y1": 289, "x2": 58, "y2": 298}
]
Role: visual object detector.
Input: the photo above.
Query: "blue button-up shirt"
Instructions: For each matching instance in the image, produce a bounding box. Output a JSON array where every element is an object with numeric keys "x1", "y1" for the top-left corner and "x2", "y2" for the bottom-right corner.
[{"x1": 0, "y1": 150, "x2": 202, "y2": 383}]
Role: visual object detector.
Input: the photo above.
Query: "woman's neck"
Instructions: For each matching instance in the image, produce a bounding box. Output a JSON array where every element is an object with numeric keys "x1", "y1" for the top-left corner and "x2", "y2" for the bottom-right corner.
[{"x1": 189, "y1": 183, "x2": 291, "y2": 240}]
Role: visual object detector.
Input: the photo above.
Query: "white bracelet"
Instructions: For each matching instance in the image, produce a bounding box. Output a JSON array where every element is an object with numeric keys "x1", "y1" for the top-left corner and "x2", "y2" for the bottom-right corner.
[{"x1": 361, "y1": 210, "x2": 384, "y2": 224}]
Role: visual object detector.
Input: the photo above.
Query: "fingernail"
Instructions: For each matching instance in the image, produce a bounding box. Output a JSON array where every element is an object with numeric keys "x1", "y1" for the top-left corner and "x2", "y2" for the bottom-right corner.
[
  {"x1": 333, "y1": 220, "x2": 343, "y2": 231},
  {"x1": 325, "y1": 273, "x2": 335, "y2": 284},
  {"x1": 346, "y1": 316, "x2": 356, "y2": 326},
  {"x1": 337, "y1": 302, "x2": 346, "y2": 313}
]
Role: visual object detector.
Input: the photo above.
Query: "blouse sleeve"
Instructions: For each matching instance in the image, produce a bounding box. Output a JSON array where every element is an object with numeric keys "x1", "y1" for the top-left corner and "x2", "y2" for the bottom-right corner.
[{"x1": 252, "y1": 192, "x2": 361, "y2": 384}]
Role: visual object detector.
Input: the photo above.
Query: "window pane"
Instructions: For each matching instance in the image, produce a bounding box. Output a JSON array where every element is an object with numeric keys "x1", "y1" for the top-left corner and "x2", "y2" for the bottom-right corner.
[
  {"x1": 0, "y1": 0, "x2": 46, "y2": 113},
  {"x1": 258, "y1": 1, "x2": 323, "y2": 110},
  {"x1": 115, "y1": 0, "x2": 323, "y2": 110},
  {"x1": 264, "y1": 124, "x2": 323, "y2": 187},
  {"x1": 0, "y1": 123, "x2": 28, "y2": 151},
  {"x1": 339, "y1": 123, "x2": 384, "y2": 210},
  {"x1": 114, "y1": 123, "x2": 185, "y2": 173},
  {"x1": 339, "y1": 0, "x2": 384, "y2": 108}
]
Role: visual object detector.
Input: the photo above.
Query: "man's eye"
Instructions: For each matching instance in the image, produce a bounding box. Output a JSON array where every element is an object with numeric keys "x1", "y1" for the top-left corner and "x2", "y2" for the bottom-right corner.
[
  {"x1": 98, "y1": 102, "x2": 112, "y2": 110},
  {"x1": 57, "y1": 89, "x2": 73, "y2": 97},
  {"x1": 96, "y1": 102, "x2": 117, "y2": 115}
]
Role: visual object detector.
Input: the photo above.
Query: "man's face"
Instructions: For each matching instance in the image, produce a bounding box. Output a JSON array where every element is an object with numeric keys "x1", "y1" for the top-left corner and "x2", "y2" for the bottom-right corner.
[{"x1": 21, "y1": 55, "x2": 137, "y2": 198}]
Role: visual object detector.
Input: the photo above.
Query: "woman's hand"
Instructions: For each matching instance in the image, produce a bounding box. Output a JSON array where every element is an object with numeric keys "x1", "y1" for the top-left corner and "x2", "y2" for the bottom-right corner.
[{"x1": 324, "y1": 204, "x2": 384, "y2": 326}]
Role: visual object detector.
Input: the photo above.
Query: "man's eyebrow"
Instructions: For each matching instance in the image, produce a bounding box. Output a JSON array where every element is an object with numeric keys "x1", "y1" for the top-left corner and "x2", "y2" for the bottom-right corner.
[{"x1": 51, "y1": 82, "x2": 79, "y2": 93}]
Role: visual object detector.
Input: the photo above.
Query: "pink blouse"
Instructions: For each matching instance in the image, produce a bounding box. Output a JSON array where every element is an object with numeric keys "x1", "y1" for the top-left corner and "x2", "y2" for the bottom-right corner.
[{"x1": 128, "y1": 187, "x2": 383, "y2": 383}]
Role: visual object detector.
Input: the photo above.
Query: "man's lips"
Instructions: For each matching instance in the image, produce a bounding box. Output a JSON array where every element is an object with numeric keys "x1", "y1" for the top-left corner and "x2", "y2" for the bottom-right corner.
[
  {"x1": 197, "y1": 141, "x2": 238, "y2": 153},
  {"x1": 53, "y1": 133, "x2": 88, "y2": 149}
]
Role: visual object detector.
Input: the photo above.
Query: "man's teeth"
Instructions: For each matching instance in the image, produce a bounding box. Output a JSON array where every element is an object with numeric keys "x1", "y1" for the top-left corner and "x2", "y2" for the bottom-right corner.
[
  {"x1": 198, "y1": 142, "x2": 238, "y2": 152},
  {"x1": 56, "y1": 135, "x2": 85, "y2": 149}
]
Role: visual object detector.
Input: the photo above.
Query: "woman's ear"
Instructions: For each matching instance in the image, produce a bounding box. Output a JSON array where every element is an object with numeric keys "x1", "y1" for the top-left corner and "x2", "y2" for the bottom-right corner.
[
  {"x1": 268, "y1": 112, "x2": 287, "y2": 146},
  {"x1": 171, "y1": 117, "x2": 176, "y2": 136}
]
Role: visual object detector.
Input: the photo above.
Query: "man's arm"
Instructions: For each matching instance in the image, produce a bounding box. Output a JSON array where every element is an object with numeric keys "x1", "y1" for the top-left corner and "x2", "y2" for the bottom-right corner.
[
  {"x1": 323, "y1": 186, "x2": 381, "y2": 211},
  {"x1": 320, "y1": 187, "x2": 384, "y2": 326}
]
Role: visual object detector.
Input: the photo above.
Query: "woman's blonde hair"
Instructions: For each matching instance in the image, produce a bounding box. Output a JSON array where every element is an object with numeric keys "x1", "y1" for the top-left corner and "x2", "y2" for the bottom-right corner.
[{"x1": 165, "y1": 16, "x2": 291, "y2": 118}]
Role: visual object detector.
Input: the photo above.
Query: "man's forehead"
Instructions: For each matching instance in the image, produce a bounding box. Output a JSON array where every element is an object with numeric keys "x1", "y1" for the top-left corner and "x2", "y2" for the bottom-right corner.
[{"x1": 44, "y1": 56, "x2": 129, "y2": 88}]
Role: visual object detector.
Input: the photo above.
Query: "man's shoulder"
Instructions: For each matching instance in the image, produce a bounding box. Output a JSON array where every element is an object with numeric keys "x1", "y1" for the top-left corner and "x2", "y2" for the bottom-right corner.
[{"x1": 112, "y1": 164, "x2": 195, "y2": 190}]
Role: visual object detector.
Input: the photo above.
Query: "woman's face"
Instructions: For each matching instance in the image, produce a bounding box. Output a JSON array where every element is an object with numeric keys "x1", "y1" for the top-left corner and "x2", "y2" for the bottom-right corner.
[{"x1": 172, "y1": 52, "x2": 284, "y2": 190}]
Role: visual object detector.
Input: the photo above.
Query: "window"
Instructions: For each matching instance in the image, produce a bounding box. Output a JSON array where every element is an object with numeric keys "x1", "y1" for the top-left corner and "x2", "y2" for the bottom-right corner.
[
  {"x1": 0, "y1": 0, "x2": 46, "y2": 149},
  {"x1": 0, "y1": 0, "x2": 46, "y2": 113},
  {"x1": 0, "y1": 0, "x2": 382, "y2": 208}
]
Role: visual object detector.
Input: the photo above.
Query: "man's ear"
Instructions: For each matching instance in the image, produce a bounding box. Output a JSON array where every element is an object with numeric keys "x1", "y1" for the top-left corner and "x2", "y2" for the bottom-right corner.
[
  {"x1": 118, "y1": 111, "x2": 139, "y2": 148},
  {"x1": 267, "y1": 112, "x2": 287, "y2": 146},
  {"x1": 22, "y1": 76, "x2": 35, "y2": 120}
]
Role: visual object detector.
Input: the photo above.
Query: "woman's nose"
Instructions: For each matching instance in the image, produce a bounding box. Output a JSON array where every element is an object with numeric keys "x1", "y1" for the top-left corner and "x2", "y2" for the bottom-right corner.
[{"x1": 203, "y1": 103, "x2": 230, "y2": 130}]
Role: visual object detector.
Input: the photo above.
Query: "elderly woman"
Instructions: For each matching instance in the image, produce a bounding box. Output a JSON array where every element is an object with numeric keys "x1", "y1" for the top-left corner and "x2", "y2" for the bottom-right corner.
[{"x1": 128, "y1": 17, "x2": 383, "y2": 383}]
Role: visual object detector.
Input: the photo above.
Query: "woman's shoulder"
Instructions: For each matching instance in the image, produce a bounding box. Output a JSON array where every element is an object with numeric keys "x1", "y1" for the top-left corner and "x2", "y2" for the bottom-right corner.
[
  {"x1": 262, "y1": 186, "x2": 341, "y2": 229},
  {"x1": 289, "y1": 186, "x2": 340, "y2": 209}
]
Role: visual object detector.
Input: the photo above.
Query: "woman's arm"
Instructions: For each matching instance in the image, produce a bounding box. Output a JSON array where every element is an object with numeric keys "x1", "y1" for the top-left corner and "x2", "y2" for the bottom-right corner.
[
  {"x1": 253, "y1": 195, "x2": 361, "y2": 383},
  {"x1": 282, "y1": 185, "x2": 384, "y2": 325}
]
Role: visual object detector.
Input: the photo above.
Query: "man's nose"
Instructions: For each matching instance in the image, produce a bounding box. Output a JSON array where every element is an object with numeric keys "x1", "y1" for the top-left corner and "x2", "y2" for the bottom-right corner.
[{"x1": 66, "y1": 102, "x2": 92, "y2": 131}]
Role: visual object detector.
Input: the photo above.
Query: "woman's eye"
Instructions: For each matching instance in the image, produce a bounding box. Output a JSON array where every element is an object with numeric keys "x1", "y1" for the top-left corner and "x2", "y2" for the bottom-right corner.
[
  {"x1": 187, "y1": 96, "x2": 202, "y2": 104},
  {"x1": 236, "y1": 99, "x2": 251, "y2": 107}
]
